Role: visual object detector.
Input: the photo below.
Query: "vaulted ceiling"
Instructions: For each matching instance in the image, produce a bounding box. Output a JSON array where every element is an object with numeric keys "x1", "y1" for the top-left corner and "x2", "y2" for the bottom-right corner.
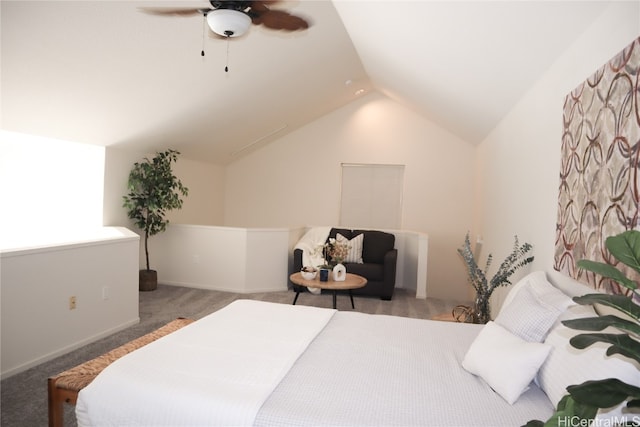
[{"x1": 1, "y1": 1, "x2": 611, "y2": 164}]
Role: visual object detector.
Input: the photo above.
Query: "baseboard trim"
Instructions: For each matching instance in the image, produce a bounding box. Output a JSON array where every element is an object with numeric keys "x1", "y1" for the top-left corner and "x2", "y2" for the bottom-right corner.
[
  {"x1": 0, "y1": 317, "x2": 140, "y2": 380},
  {"x1": 160, "y1": 280, "x2": 287, "y2": 293}
]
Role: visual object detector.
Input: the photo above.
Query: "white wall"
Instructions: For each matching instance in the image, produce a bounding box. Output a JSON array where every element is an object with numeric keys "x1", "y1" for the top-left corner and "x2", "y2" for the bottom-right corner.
[
  {"x1": 0, "y1": 227, "x2": 139, "y2": 378},
  {"x1": 396, "y1": 230, "x2": 429, "y2": 298},
  {"x1": 0, "y1": 137, "x2": 143, "y2": 379},
  {"x1": 477, "y1": 1, "x2": 640, "y2": 311},
  {"x1": 152, "y1": 224, "x2": 291, "y2": 293},
  {"x1": 151, "y1": 224, "x2": 430, "y2": 298},
  {"x1": 171, "y1": 158, "x2": 225, "y2": 226},
  {"x1": 103, "y1": 147, "x2": 226, "y2": 271},
  {"x1": 103, "y1": 147, "x2": 226, "y2": 229},
  {"x1": 224, "y1": 92, "x2": 476, "y2": 301},
  {"x1": 103, "y1": 146, "x2": 145, "y2": 228}
]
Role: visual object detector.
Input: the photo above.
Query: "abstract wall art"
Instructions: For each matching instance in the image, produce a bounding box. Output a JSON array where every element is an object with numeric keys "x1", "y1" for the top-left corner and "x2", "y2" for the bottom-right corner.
[{"x1": 554, "y1": 36, "x2": 640, "y2": 296}]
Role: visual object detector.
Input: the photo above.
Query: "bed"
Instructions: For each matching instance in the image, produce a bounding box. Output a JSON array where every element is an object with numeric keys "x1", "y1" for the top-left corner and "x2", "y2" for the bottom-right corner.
[{"x1": 75, "y1": 272, "x2": 639, "y2": 426}]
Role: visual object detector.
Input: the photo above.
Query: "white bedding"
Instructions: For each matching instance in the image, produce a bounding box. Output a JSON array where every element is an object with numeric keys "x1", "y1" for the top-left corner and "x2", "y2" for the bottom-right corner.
[
  {"x1": 255, "y1": 311, "x2": 554, "y2": 427},
  {"x1": 76, "y1": 300, "x2": 554, "y2": 427},
  {"x1": 76, "y1": 300, "x2": 336, "y2": 427}
]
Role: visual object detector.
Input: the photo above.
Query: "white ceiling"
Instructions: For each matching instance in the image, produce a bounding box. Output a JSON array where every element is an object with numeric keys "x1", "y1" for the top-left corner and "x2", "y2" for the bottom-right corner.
[{"x1": 1, "y1": 1, "x2": 612, "y2": 164}]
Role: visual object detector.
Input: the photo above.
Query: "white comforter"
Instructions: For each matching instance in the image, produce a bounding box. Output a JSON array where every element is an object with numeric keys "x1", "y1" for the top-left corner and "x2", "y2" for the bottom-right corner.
[
  {"x1": 256, "y1": 311, "x2": 554, "y2": 426},
  {"x1": 76, "y1": 300, "x2": 554, "y2": 427},
  {"x1": 76, "y1": 300, "x2": 335, "y2": 427}
]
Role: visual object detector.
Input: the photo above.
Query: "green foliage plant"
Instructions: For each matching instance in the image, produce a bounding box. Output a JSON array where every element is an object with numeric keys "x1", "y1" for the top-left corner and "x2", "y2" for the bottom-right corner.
[
  {"x1": 458, "y1": 232, "x2": 534, "y2": 323},
  {"x1": 527, "y1": 230, "x2": 640, "y2": 427},
  {"x1": 122, "y1": 149, "x2": 188, "y2": 271}
]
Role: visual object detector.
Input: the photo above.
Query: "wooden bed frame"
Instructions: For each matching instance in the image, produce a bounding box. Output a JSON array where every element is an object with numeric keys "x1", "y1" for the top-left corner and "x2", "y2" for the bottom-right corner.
[{"x1": 47, "y1": 318, "x2": 194, "y2": 427}]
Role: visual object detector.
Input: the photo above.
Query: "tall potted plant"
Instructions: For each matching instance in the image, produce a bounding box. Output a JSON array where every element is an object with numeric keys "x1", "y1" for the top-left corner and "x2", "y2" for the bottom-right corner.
[{"x1": 123, "y1": 149, "x2": 188, "y2": 291}]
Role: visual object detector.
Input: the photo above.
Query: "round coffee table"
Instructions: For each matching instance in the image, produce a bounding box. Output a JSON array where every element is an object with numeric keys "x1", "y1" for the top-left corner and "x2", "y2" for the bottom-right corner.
[{"x1": 289, "y1": 272, "x2": 367, "y2": 309}]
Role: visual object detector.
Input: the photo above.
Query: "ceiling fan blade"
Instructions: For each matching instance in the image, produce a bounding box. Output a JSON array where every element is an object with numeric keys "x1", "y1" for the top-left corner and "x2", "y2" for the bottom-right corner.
[
  {"x1": 254, "y1": 9, "x2": 309, "y2": 31},
  {"x1": 139, "y1": 7, "x2": 206, "y2": 17},
  {"x1": 248, "y1": 1, "x2": 279, "y2": 14},
  {"x1": 141, "y1": 1, "x2": 309, "y2": 38}
]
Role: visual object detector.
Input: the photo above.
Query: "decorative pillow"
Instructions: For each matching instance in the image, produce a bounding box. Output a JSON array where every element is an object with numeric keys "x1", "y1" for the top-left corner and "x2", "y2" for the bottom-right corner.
[
  {"x1": 495, "y1": 285, "x2": 562, "y2": 342},
  {"x1": 336, "y1": 233, "x2": 364, "y2": 264},
  {"x1": 537, "y1": 304, "x2": 640, "y2": 409},
  {"x1": 501, "y1": 271, "x2": 573, "y2": 311},
  {"x1": 500, "y1": 271, "x2": 544, "y2": 309},
  {"x1": 496, "y1": 271, "x2": 574, "y2": 342},
  {"x1": 462, "y1": 321, "x2": 552, "y2": 405},
  {"x1": 356, "y1": 230, "x2": 394, "y2": 263}
]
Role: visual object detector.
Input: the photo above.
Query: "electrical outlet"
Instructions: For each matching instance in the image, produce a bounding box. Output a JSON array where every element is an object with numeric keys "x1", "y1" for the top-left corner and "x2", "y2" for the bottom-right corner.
[
  {"x1": 102, "y1": 286, "x2": 109, "y2": 300},
  {"x1": 69, "y1": 296, "x2": 77, "y2": 310}
]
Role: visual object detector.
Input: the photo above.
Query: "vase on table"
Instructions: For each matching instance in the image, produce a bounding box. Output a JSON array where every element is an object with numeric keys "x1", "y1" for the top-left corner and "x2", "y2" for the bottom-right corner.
[{"x1": 332, "y1": 263, "x2": 346, "y2": 281}]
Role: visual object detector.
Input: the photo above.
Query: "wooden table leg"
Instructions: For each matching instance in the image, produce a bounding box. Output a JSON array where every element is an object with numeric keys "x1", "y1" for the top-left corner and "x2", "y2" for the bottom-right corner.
[{"x1": 332, "y1": 291, "x2": 337, "y2": 309}]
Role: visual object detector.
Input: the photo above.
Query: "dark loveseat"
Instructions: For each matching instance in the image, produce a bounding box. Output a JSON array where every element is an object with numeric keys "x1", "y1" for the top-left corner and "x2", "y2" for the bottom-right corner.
[{"x1": 293, "y1": 228, "x2": 398, "y2": 300}]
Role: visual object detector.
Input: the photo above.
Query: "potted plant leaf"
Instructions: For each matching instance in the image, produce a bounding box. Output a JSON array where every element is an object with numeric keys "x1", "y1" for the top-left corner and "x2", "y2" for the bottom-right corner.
[
  {"x1": 458, "y1": 233, "x2": 534, "y2": 323},
  {"x1": 527, "y1": 230, "x2": 640, "y2": 426},
  {"x1": 123, "y1": 149, "x2": 188, "y2": 291}
]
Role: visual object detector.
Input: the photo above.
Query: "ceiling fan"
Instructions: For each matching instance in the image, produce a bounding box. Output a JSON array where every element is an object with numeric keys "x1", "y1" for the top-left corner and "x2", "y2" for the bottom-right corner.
[{"x1": 142, "y1": 1, "x2": 310, "y2": 39}]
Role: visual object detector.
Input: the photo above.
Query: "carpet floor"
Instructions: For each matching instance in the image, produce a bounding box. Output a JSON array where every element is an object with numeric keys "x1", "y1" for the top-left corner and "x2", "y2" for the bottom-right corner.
[{"x1": 0, "y1": 285, "x2": 462, "y2": 427}]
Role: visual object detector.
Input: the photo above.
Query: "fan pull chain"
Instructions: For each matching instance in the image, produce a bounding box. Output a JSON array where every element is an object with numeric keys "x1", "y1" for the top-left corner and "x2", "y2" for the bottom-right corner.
[
  {"x1": 201, "y1": 14, "x2": 206, "y2": 57},
  {"x1": 225, "y1": 36, "x2": 230, "y2": 72}
]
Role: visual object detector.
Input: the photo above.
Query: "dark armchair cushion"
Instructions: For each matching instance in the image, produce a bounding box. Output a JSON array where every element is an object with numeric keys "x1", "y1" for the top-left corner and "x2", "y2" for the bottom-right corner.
[
  {"x1": 345, "y1": 262, "x2": 384, "y2": 282},
  {"x1": 354, "y1": 230, "x2": 395, "y2": 264}
]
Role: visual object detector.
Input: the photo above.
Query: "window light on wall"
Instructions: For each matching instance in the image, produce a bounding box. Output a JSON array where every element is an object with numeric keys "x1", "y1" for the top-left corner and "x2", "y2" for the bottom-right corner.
[{"x1": 0, "y1": 130, "x2": 105, "y2": 249}]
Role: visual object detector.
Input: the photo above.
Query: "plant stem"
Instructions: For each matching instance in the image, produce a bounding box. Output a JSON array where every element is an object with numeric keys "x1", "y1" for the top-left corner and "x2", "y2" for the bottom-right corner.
[{"x1": 144, "y1": 228, "x2": 150, "y2": 271}]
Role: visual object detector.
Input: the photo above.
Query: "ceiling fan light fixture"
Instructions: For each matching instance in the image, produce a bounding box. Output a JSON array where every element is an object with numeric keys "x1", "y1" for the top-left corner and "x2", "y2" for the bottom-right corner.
[{"x1": 207, "y1": 9, "x2": 251, "y2": 37}]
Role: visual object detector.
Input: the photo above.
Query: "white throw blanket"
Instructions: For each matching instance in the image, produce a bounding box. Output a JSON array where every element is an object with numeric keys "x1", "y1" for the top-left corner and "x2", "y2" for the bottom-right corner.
[
  {"x1": 294, "y1": 227, "x2": 331, "y2": 294},
  {"x1": 294, "y1": 226, "x2": 331, "y2": 268},
  {"x1": 76, "y1": 300, "x2": 336, "y2": 427}
]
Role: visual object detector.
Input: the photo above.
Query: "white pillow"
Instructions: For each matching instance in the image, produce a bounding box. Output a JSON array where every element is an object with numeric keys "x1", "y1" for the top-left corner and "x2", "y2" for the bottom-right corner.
[
  {"x1": 495, "y1": 284, "x2": 562, "y2": 342},
  {"x1": 501, "y1": 271, "x2": 574, "y2": 313},
  {"x1": 496, "y1": 271, "x2": 574, "y2": 342},
  {"x1": 336, "y1": 233, "x2": 364, "y2": 264},
  {"x1": 462, "y1": 321, "x2": 552, "y2": 405},
  {"x1": 537, "y1": 304, "x2": 640, "y2": 408}
]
